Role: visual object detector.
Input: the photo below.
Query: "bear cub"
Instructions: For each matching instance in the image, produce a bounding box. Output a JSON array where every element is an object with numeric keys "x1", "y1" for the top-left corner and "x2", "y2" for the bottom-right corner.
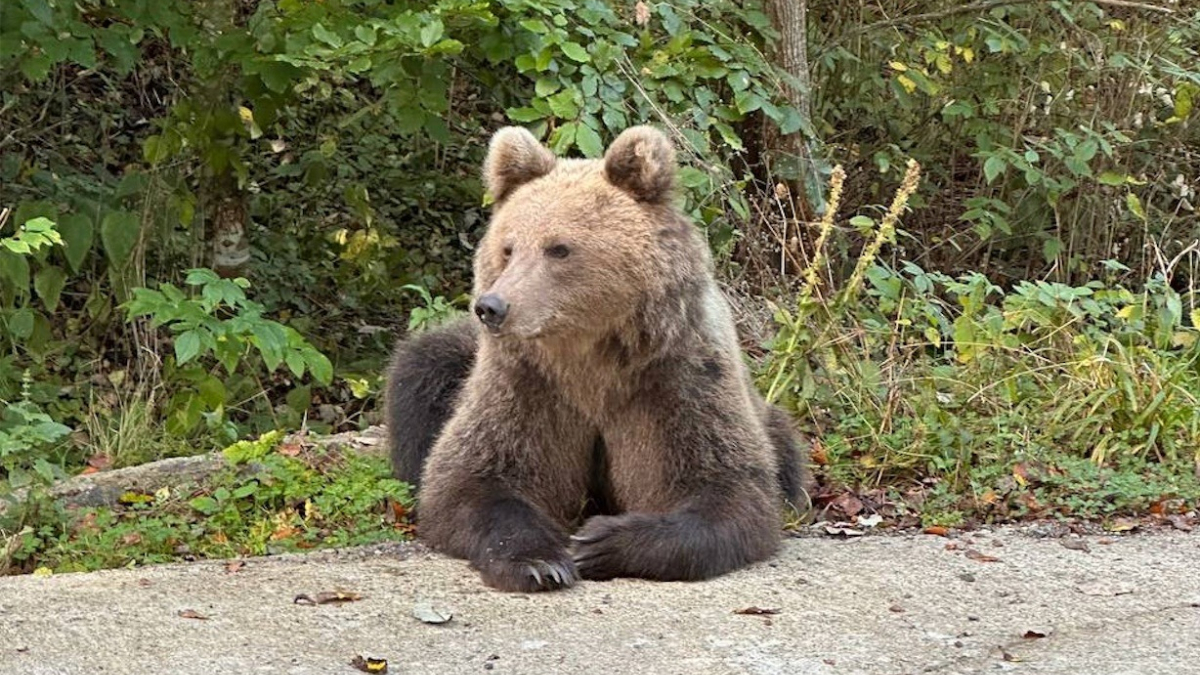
[{"x1": 386, "y1": 125, "x2": 812, "y2": 592}]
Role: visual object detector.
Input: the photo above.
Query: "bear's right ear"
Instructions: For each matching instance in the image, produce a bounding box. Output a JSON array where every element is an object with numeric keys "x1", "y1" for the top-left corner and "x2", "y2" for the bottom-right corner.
[{"x1": 484, "y1": 127, "x2": 557, "y2": 202}]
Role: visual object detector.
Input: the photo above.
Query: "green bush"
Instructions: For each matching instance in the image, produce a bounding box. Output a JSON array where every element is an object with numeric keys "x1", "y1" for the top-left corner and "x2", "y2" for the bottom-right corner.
[
  {"x1": 762, "y1": 163, "x2": 1200, "y2": 522},
  {"x1": 8, "y1": 432, "x2": 412, "y2": 573}
]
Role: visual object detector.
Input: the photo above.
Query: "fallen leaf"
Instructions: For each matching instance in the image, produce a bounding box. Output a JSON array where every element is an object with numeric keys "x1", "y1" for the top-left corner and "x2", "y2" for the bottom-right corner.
[
  {"x1": 294, "y1": 591, "x2": 365, "y2": 606},
  {"x1": 888, "y1": 604, "x2": 905, "y2": 613},
  {"x1": 1022, "y1": 627, "x2": 1052, "y2": 639},
  {"x1": 1167, "y1": 515, "x2": 1193, "y2": 532},
  {"x1": 87, "y1": 454, "x2": 113, "y2": 471},
  {"x1": 965, "y1": 549, "x2": 1000, "y2": 563},
  {"x1": 224, "y1": 561, "x2": 246, "y2": 574},
  {"x1": 1000, "y1": 646, "x2": 1020, "y2": 662},
  {"x1": 1076, "y1": 580, "x2": 1135, "y2": 597},
  {"x1": 120, "y1": 533, "x2": 142, "y2": 546},
  {"x1": 277, "y1": 443, "x2": 303, "y2": 457},
  {"x1": 924, "y1": 526, "x2": 950, "y2": 537},
  {"x1": 350, "y1": 655, "x2": 389, "y2": 674},
  {"x1": 733, "y1": 606, "x2": 781, "y2": 615},
  {"x1": 118, "y1": 491, "x2": 155, "y2": 506},
  {"x1": 810, "y1": 439, "x2": 828, "y2": 466},
  {"x1": 1012, "y1": 463, "x2": 1031, "y2": 486},
  {"x1": 1098, "y1": 538, "x2": 1115, "y2": 545},
  {"x1": 823, "y1": 524, "x2": 864, "y2": 537},
  {"x1": 857, "y1": 513, "x2": 883, "y2": 529},
  {"x1": 177, "y1": 609, "x2": 209, "y2": 620},
  {"x1": 79, "y1": 466, "x2": 100, "y2": 475},
  {"x1": 412, "y1": 601, "x2": 454, "y2": 624},
  {"x1": 829, "y1": 493, "x2": 864, "y2": 518},
  {"x1": 1105, "y1": 518, "x2": 1139, "y2": 533},
  {"x1": 384, "y1": 499, "x2": 409, "y2": 525},
  {"x1": 1059, "y1": 539, "x2": 1090, "y2": 553}
]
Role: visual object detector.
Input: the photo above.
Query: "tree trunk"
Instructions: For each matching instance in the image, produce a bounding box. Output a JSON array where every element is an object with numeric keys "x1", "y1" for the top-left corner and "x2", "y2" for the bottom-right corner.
[
  {"x1": 202, "y1": 0, "x2": 252, "y2": 279},
  {"x1": 208, "y1": 171, "x2": 251, "y2": 278},
  {"x1": 764, "y1": 0, "x2": 822, "y2": 218}
]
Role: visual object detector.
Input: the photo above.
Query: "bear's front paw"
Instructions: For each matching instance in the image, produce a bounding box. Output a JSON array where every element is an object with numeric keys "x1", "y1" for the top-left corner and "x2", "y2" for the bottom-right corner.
[
  {"x1": 473, "y1": 553, "x2": 579, "y2": 593},
  {"x1": 571, "y1": 514, "x2": 649, "y2": 581}
]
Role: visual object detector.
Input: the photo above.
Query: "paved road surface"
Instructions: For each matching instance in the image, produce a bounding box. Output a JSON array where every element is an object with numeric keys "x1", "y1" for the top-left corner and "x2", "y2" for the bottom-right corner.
[{"x1": 2, "y1": 529, "x2": 1196, "y2": 674}]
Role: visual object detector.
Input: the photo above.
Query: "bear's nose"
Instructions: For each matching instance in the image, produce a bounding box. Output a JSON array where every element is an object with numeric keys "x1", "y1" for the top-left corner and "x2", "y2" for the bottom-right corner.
[{"x1": 474, "y1": 294, "x2": 509, "y2": 330}]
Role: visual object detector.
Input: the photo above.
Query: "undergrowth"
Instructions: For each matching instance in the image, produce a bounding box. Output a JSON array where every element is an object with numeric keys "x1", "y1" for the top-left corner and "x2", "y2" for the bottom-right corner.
[
  {"x1": 2, "y1": 432, "x2": 412, "y2": 574},
  {"x1": 761, "y1": 162, "x2": 1200, "y2": 526}
]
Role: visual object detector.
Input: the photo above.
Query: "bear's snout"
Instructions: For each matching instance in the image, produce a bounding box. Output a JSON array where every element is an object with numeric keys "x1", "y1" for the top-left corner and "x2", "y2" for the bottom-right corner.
[{"x1": 474, "y1": 293, "x2": 509, "y2": 332}]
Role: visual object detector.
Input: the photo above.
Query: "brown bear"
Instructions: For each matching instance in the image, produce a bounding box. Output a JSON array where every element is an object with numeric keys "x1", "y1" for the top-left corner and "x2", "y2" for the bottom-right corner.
[{"x1": 385, "y1": 126, "x2": 813, "y2": 592}]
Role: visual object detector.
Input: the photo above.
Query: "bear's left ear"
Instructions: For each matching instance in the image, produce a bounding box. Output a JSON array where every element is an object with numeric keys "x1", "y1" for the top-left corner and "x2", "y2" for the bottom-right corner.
[
  {"x1": 484, "y1": 127, "x2": 557, "y2": 202},
  {"x1": 604, "y1": 126, "x2": 676, "y2": 203}
]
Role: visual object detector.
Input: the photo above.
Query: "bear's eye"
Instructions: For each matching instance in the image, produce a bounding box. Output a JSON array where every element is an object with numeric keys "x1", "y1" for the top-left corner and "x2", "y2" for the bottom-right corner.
[
  {"x1": 502, "y1": 245, "x2": 513, "y2": 258},
  {"x1": 544, "y1": 244, "x2": 571, "y2": 259}
]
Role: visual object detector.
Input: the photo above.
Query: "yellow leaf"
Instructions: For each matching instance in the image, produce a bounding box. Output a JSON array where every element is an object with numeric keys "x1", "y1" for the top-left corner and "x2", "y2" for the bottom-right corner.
[
  {"x1": 1107, "y1": 19, "x2": 1125, "y2": 31},
  {"x1": 1117, "y1": 305, "x2": 1136, "y2": 320},
  {"x1": 936, "y1": 53, "x2": 953, "y2": 75},
  {"x1": 1126, "y1": 193, "x2": 1146, "y2": 220},
  {"x1": 897, "y1": 75, "x2": 917, "y2": 94},
  {"x1": 1191, "y1": 309, "x2": 1200, "y2": 330},
  {"x1": 935, "y1": 40, "x2": 950, "y2": 51},
  {"x1": 889, "y1": 61, "x2": 908, "y2": 72},
  {"x1": 33, "y1": 567, "x2": 53, "y2": 578},
  {"x1": 238, "y1": 106, "x2": 254, "y2": 124},
  {"x1": 961, "y1": 47, "x2": 975, "y2": 63},
  {"x1": 1172, "y1": 331, "x2": 1197, "y2": 348}
]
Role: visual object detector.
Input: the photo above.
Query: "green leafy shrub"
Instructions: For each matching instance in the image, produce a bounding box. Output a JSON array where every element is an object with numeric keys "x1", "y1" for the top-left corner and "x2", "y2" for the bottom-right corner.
[
  {"x1": 400, "y1": 284, "x2": 467, "y2": 332},
  {"x1": 0, "y1": 400, "x2": 70, "y2": 487},
  {"x1": 8, "y1": 432, "x2": 412, "y2": 574},
  {"x1": 811, "y1": 1, "x2": 1199, "y2": 282},
  {"x1": 123, "y1": 269, "x2": 332, "y2": 437},
  {"x1": 1, "y1": 216, "x2": 66, "y2": 358}
]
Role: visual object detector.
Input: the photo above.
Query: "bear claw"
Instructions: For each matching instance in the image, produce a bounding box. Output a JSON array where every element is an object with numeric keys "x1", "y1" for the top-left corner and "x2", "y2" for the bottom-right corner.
[
  {"x1": 524, "y1": 559, "x2": 578, "y2": 589},
  {"x1": 475, "y1": 556, "x2": 578, "y2": 592}
]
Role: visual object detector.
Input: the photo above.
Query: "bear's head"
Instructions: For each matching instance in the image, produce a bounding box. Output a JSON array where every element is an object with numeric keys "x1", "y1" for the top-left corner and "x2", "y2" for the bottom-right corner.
[{"x1": 472, "y1": 126, "x2": 702, "y2": 342}]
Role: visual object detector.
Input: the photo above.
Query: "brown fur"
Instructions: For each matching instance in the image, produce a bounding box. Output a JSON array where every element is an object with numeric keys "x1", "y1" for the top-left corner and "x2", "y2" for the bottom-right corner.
[{"x1": 397, "y1": 126, "x2": 813, "y2": 592}]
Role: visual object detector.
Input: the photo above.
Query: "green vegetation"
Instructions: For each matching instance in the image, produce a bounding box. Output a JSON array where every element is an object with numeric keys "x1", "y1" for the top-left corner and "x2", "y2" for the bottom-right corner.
[
  {"x1": 5, "y1": 432, "x2": 411, "y2": 574},
  {"x1": 762, "y1": 163, "x2": 1199, "y2": 525},
  {"x1": 1, "y1": 1, "x2": 1197, "y2": 571}
]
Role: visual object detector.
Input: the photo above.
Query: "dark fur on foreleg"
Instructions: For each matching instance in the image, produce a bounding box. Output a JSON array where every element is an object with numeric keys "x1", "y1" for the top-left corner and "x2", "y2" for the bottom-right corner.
[
  {"x1": 384, "y1": 318, "x2": 478, "y2": 487},
  {"x1": 572, "y1": 483, "x2": 778, "y2": 582},
  {"x1": 465, "y1": 490, "x2": 580, "y2": 592}
]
